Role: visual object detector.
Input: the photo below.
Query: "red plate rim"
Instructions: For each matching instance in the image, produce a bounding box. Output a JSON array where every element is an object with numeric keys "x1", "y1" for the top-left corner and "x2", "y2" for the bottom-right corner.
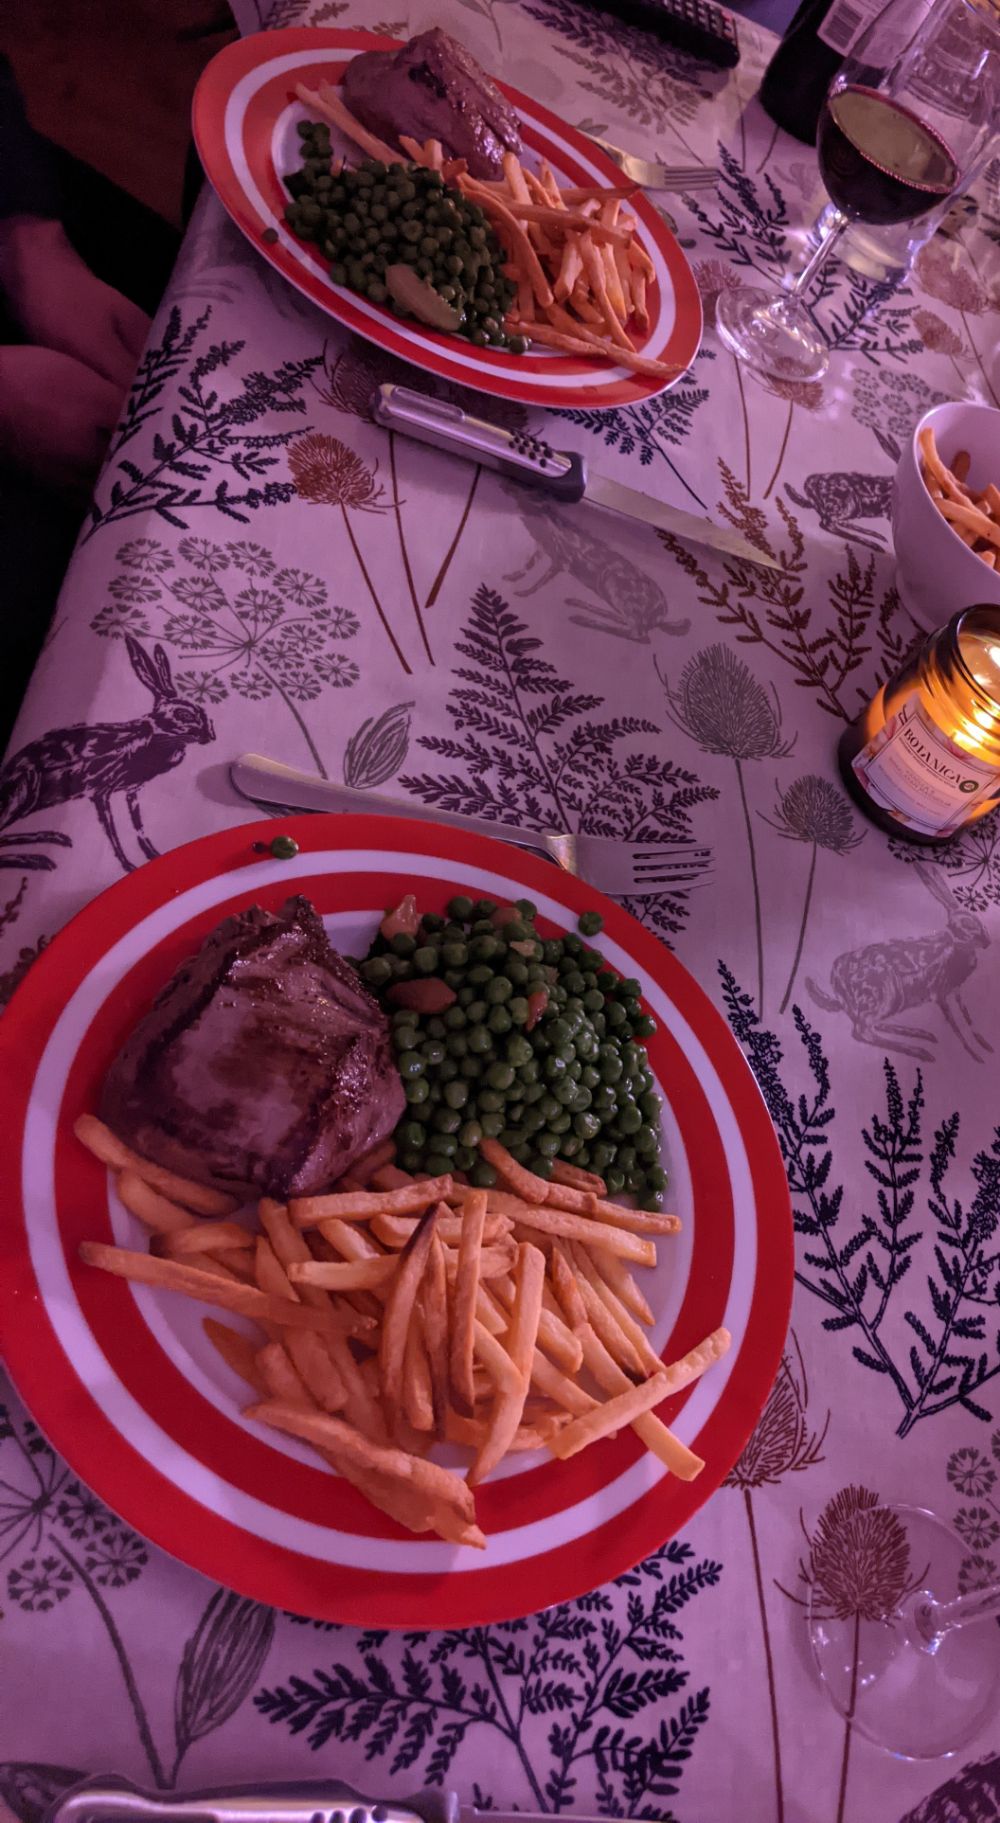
[
  {"x1": 0, "y1": 815, "x2": 792, "y2": 1626},
  {"x1": 191, "y1": 27, "x2": 703, "y2": 411}
]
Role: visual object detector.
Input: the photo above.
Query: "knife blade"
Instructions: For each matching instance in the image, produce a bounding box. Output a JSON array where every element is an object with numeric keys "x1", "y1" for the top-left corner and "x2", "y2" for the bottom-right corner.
[
  {"x1": 371, "y1": 382, "x2": 779, "y2": 571},
  {"x1": 45, "y1": 1775, "x2": 644, "y2": 1823}
]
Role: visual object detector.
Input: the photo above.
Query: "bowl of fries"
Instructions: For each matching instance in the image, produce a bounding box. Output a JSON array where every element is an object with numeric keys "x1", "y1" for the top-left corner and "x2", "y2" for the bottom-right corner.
[{"x1": 894, "y1": 402, "x2": 1000, "y2": 628}]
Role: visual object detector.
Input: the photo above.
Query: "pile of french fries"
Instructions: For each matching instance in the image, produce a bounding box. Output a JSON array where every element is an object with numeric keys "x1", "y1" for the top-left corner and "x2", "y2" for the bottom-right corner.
[
  {"x1": 920, "y1": 427, "x2": 1000, "y2": 569},
  {"x1": 75, "y1": 1113, "x2": 730, "y2": 1549},
  {"x1": 295, "y1": 78, "x2": 676, "y2": 380}
]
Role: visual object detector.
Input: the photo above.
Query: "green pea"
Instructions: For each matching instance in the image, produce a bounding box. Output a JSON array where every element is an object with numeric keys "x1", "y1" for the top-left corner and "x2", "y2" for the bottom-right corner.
[
  {"x1": 591, "y1": 1140, "x2": 614, "y2": 1172},
  {"x1": 413, "y1": 945, "x2": 438, "y2": 973},
  {"x1": 470, "y1": 1159, "x2": 498, "y2": 1187},
  {"x1": 459, "y1": 1056, "x2": 482, "y2": 1080},
  {"x1": 399, "y1": 1146, "x2": 422, "y2": 1173},
  {"x1": 466, "y1": 999, "x2": 488, "y2": 1024},
  {"x1": 487, "y1": 1005, "x2": 512, "y2": 1034},
  {"x1": 635, "y1": 1125, "x2": 659, "y2": 1157},
  {"x1": 634, "y1": 1015, "x2": 657, "y2": 1037},
  {"x1": 438, "y1": 1057, "x2": 458, "y2": 1083},
  {"x1": 471, "y1": 934, "x2": 500, "y2": 960},
  {"x1": 426, "y1": 1016, "x2": 447, "y2": 1039},
  {"x1": 454, "y1": 1144, "x2": 476, "y2": 1172},
  {"x1": 583, "y1": 989, "x2": 605, "y2": 1014},
  {"x1": 581, "y1": 1066, "x2": 600, "y2": 1091},
  {"x1": 391, "y1": 931, "x2": 416, "y2": 956},
  {"x1": 405, "y1": 1076, "x2": 429, "y2": 1105},
  {"x1": 399, "y1": 1120, "x2": 426, "y2": 1149},
  {"x1": 425, "y1": 1153, "x2": 452, "y2": 1177},
  {"x1": 617, "y1": 1144, "x2": 636, "y2": 1171},
  {"x1": 535, "y1": 1130, "x2": 559, "y2": 1157},
  {"x1": 361, "y1": 955, "x2": 393, "y2": 985},
  {"x1": 468, "y1": 964, "x2": 494, "y2": 986},
  {"x1": 479, "y1": 1088, "x2": 504, "y2": 1112},
  {"x1": 645, "y1": 1164, "x2": 668, "y2": 1192},
  {"x1": 606, "y1": 1002, "x2": 628, "y2": 1028},
  {"x1": 479, "y1": 1113, "x2": 504, "y2": 1138},
  {"x1": 433, "y1": 1105, "x2": 461, "y2": 1134},
  {"x1": 606, "y1": 1166, "x2": 626, "y2": 1193},
  {"x1": 571, "y1": 1087, "x2": 593, "y2": 1114},
  {"x1": 574, "y1": 1111, "x2": 601, "y2": 1140},
  {"x1": 398, "y1": 1050, "x2": 425, "y2": 1079},
  {"x1": 434, "y1": 1132, "x2": 457, "y2": 1157},
  {"x1": 578, "y1": 910, "x2": 604, "y2": 935},
  {"x1": 458, "y1": 986, "x2": 475, "y2": 1007},
  {"x1": 548, "y1": 1017, "x2": 572, "y2": 1048},
  {"x1": 485, "y1": 976, "x2": 512, "y2": 1004},
  {"x1": 486, "y1": 1061, "x2": 515, "y2": 1091},
  {"x1": 442, "y1": 941, "x2": 468, "y2": 967},
  {"x1": 444, "y1": 1078, "x2": 469, "y2": 1110},
  {"x1": 444, "y1": 1005, "x2": 466, "y2": 1029},
  {"x1": 459, "y1": 1118, "x2": 483, "y2": 1148},
  {"x1": 446, "y1": 1032, "x2": 468, "y2": 1057},
  {"x1": 473, "y1": 899, "x2": 497, "y2": 917},
  {"x1": 467, "y1": 1023, "x2": 492, "y2": 1054},
  {"x1": 530, "y1": 1155, "x2": 553, "y2": 1180},
  {"x1": 394, "y1": 1025, "x2": 419, "y2": 1053},
  {"x1": 448, "y1": 894, "x2": 474, "y2": 920},
  {"x1": 506, "y1": 960, "x2": 529, "y2": 986},
  {"x1": 507, "y1": 1034, "x2": 533, "y2": 1068},
  {"x1": 619, "y1": 1102, "x2": 642, "y2": 1134}
]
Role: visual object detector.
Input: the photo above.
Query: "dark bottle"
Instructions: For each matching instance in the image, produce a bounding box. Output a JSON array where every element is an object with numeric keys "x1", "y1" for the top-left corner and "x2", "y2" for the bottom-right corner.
[{"x1": 758, "y1": 0, "x2": 882, "y2": 144}]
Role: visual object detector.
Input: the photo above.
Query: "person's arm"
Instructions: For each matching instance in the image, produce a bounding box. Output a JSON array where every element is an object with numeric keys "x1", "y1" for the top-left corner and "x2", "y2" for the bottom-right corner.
[{"x1": 0, "y1": 54, "x2": 60, "y2": 226}]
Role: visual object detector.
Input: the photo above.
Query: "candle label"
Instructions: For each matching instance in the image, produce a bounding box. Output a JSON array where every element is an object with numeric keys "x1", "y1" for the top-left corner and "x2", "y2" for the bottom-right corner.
[{"x1": 852, "y1": 694, "x2": 998, "y2": 836}]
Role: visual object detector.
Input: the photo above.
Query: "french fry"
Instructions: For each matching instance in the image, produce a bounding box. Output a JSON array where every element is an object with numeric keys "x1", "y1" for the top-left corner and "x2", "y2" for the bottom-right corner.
[
  {"x1": 551, "y1": 1160, "x2": 607, "y2": 1196},
  {"x1": 513, "y1": 1203, "x2": 657, "y2": 1266},
  {"x1": 919, "y1": 427, "x2": 974, "y2": 505},
  {"x1": 257, "y1": 1339, "x2": 313, "y2": 1409},
  {"x1": 548, "y1": 1374, "x2": 671, "y2": 1457},
  {"x1": 371, "y1": 1210, "x2": 509, "y2": 1248},
  {"x1": 458, "y1": 182, "x2": 553, "y2": 306},
  {"x1": 284, "y1": 1327, "x2": 347, "y2": 1412},
  {"x1": 573, "y1": 1245, "x2": 662, "y2": 1375},
  {"x1": 116, "y1": 1170, "x2": 196, "y2": 1235},
  {"x1": 473, "y1": 1319, "x2": 524, "y2": 1393},
  {"x1": 380, "y1": 1203, "x2": 440, "y2": 1433},
  {"x1": 157, "y1": 1220, "x2": 252, "y2": 1257},
  {"x1": 572, "y1": 1265, "x2": 646, "y2": 1376},
  {"x1": 578, "y1": 234, "x2": 634, "y2": 352},
  {"x1": 291, "y1": 1177, "x2": 452, "y2": 1227},
  {"x1": 450, "y1": 1189, "x2": 487, "y2": 1412},
  {"x1": 550, "y1": 1242, "x2": 588, "y2": 1333},
  {"x1": 247, "y1": 1400, "x2": 486, "y2": 1547},
  {"x1": 349, "y1": 1138, "x2": 397, "y2": 1185},
  {"x1": 470, "y1": 1241, "x2": 545, "y2": 1484},
  {"x1": 421, "y1": 1233, "x2": 449, "y2": 1424},
  {"x1": 203, "y1": 1317, "x2": 267, "y2": 1394},
  {"x1": 75, "y1": 1116, "x2": 237, "y2": 1217},
  {"x1": 304, "y1": 81, "x2": 403, "y2": 165},
  {"x1": 952, "y1": 448, "x2": 971, "y2": 483},
  {"x1": 78, "y1": 1242, "x2": 368, "y2": 1336},
  {"x1": 578, "y1": 1324, "x2": 705, "y2": 1479},
  {"x1": 208, "y1": 1247, "x2": 256, "y2": 1282},
  {"x1": 512, "y1": 317, "x2": 682, "y2": 379},
  {"x1": 554, "y1": 233, "x2": 584, "y2": 304},
  {"x1": 492, "y1": 1271, "x2": 584, "y2": 1373},
  {"x1": 289, "y1": 1256, "x2": 398, "y2": 1291},
  {"x1": 593, "y1": 1246, "x2": 655, "y2": 1326},
  {"x1": 446, "y1": 1410, "x2": 568, "y2": 1449},
  {"x1": 403, "y1": 1308, "x2": 435, "y2": 1431},
  {"x1": 938, "y1": 497, "x2": 1000, "y2": 551}
]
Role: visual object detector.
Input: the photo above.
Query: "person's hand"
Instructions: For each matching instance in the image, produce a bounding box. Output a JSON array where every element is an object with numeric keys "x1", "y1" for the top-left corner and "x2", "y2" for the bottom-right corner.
[
  {"x1": 0, "y1": 217, "x2": 150, "y2": 392},
  {"x1": 0, "y1": 345, "x2": 122, "y2": 492}
]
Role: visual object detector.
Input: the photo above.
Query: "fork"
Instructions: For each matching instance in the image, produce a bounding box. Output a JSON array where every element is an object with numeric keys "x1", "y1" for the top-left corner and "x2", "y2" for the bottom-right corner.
[
  {"x1": 586, "y1": 136, "x2": 716, "y2": 192},
  {"x1": 230, "y1": 754, "x2": 712, "y2": 898}
]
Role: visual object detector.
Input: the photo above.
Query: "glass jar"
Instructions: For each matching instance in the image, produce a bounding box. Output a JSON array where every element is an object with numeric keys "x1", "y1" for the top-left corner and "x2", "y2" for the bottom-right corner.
[{"x1": 839, "y1": 605, "x2": 1000, "y2": 843}]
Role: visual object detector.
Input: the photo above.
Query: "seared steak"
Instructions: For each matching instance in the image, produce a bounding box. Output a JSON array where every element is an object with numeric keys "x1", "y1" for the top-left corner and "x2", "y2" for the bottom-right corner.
[
  {"x1": 342, "y1": 28, "x2": 523, "y2": 180},
  {"x1": 101, "y1": 897, "x2": 404, "y2": 1199}
]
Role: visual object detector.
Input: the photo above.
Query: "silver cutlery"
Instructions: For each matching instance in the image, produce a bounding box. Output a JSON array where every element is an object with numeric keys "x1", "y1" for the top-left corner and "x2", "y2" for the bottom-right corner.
[
  {"x1": 373, "y1": 385, "x2": 779, "y2": 571},
  {"x1": 230, "y1": 754, "x2": 712, "y2": 898},
  {"x1": 47, "y1": 1775, "x2": 642, "y2": 1823},
  {"x1": 587, "y1": 136, "x2": 716, "y2": 192}
]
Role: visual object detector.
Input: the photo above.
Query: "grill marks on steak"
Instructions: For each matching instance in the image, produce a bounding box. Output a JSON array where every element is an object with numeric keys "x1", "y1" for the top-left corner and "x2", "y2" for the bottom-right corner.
[
  {"x1": 341, "y1": 28, "x2": 523, "y2": 180},
  {"x1": 100, "y1": 897, "x2": 405, "y2": 1199}
]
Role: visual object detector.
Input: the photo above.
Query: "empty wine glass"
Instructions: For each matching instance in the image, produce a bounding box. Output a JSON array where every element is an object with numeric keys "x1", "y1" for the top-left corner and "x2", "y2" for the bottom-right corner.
[
  {"x1": 718, "y1": 0, "x2": 1000, "y2": 382},
  {"x1": 808, "y1": 1503, "x2": 1000, "y2": 1759}
]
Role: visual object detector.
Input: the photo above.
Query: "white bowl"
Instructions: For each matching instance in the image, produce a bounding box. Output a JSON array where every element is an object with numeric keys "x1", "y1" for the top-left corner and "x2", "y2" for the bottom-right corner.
[{"x1": 893, "y1": 400, "x2": 1000, "y2": 629}]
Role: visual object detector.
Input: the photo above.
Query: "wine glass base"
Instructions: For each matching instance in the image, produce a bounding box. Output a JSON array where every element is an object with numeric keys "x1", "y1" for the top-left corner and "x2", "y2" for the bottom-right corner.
[
  {"x1": 808, "y1": 1505, "x2": 1000, "y2": 1759},
  {"x1": 714, "y1": 285, "x2": 830, "y2": 383}
]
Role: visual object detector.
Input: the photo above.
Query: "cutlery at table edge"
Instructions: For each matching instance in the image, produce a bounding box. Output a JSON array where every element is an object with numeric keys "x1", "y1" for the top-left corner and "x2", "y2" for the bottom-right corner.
[
  {"x1": 230, "y1": 754, "x2": 712, "y2": 899},
  {"x1": 45, "y1": 1774, "x2": 646, "y2": 1823}
]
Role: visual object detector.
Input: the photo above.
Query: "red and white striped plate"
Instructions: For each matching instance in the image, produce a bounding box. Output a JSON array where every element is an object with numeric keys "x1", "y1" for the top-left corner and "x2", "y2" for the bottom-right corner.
[
  {"x1": 0, "y1": 817, "x2": 791, "y2": 1626},
  {"x1": 192, "y1": 29, "x2": 703, "y2": 410}
]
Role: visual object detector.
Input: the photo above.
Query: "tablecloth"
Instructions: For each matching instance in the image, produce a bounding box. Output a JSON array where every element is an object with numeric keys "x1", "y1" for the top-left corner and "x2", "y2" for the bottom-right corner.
[{"x1": 3, "y1": 0, "x2": 1000, "y2": 1817}]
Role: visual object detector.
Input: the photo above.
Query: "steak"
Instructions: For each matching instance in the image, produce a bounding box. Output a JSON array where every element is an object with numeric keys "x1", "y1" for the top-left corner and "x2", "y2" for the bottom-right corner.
[
  {"x1": 342, "y1": 28, "x2": 523, "y2": 181},
  {"x1": 101, "y1": 896, "x2": 405, "y2": 1200}
]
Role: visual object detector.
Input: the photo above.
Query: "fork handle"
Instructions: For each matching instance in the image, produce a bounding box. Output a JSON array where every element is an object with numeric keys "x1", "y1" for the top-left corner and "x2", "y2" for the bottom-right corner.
[{"x1": 230, "y1": 753, "x2": 557, "y2": 857}]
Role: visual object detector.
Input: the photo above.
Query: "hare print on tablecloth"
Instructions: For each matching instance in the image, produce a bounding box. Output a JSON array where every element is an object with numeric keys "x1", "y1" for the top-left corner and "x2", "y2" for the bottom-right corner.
[
  {"x1": 785, "y1": 472, "x2": 893, "y2": 550},
  {"x1": 806, "y1": 862, "x2": 992, "y2": 1063},
  {"x1": 0, "y1": 636, "x2": 214, "y2": 875},
  {"x1": 501, "y1": 485, "x2": 690, "y2": 642}
]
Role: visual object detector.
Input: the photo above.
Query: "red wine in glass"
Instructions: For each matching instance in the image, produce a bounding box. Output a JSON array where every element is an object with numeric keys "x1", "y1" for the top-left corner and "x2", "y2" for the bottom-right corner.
[{"x1": 817, "y1": 86, "x2": 959, "y2": 226}]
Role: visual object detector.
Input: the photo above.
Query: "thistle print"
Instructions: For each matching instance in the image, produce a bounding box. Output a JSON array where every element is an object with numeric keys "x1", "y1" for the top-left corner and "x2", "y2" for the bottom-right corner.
[
  {"x1": 256, "y1": 1537, "x2": 721, "y2": 1814},
  {"x1": 658, "y1": 644, "x2": 794, "y2": 1012},
  {"x1": 399, "y1": 583, "x2": 717, "y2": 947},
  {"x1": 0, "y1": 1396, "x2": 274, "y2": 1791},
  {"x1": 92, "y1": 537, "x2": 362, "y2": 780},
  {"x1": 343, "y1": 702, "x2": 414, "y2": 790},
  {"x1": 288, "y1": 432, "x2": 413, "y2": 676},
  {"x1": 85, "y1": 304, "x2": 320, "y2": 541},
  {"x1": 782, "y1": 1487, "x2": 919, "y2": 1823},
  {"x1": 724, "y1": 1331, "x2": 829, "y2": 1823},
  {"x1": 915, "y1": 240, "x2": 1000, "y2": 410},
  {"x1": 761, "y1": 776, "x2": 864, "y2": 1014},
  {"x1": 721, "y1": 965, "x2": 1000, "y2": 1437}
]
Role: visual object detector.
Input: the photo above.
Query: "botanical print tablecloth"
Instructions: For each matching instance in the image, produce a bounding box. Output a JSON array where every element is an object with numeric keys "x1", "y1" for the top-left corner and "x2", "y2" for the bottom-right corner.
[{"x1": 3, "y1": 0, "x2": 1000, "y2": 1817}]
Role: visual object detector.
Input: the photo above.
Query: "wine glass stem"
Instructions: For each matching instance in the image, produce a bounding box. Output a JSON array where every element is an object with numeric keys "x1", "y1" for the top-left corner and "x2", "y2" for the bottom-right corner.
[
  {"x1": 917, "y1": 1577, "x2": 1000, "y2": 1643},
  {"x1": 786, "y1": 210, "x2": 848, "y2": 302}
]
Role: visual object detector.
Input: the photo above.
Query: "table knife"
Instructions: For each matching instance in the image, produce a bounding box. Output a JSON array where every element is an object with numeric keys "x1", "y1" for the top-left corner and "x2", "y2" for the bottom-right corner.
[
  {"x1": 45, "y1": 1777, "x2": 641, "y2": 1823},
  {"x1": 372, "y1": 382, "x2": 779, "y2": 571}
]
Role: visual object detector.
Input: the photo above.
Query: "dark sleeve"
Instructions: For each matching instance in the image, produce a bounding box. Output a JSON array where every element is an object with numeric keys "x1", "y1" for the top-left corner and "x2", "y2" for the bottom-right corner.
[{"x1": 0, "y1": 55, "x2": 60, "y2": 223}]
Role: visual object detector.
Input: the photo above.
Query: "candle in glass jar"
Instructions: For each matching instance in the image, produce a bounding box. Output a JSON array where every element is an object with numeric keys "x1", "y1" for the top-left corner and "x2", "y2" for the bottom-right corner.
[{"x1": 839, "y1": 605, "x2": 1000, "y2": 844}]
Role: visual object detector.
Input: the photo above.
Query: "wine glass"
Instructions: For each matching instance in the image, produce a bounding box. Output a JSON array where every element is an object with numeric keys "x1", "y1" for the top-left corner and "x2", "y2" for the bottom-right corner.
[
  {"x1": 717, "y1": 0, "x2": 1000, "y2": 383},
  {"x1": 808, "y1": 1503, "x2": 1000, "y2": 1759}
]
